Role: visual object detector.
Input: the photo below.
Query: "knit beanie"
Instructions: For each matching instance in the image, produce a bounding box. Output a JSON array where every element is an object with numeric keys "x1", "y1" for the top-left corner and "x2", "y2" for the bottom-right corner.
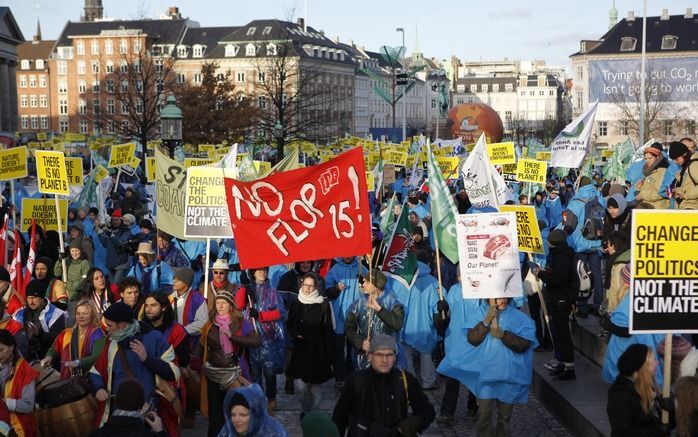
[
  {"x1": 229, "y1": 392, "x2": 249, "y2": 409},
  {"x1": 25, "y1": 280, "x2": 47, "y2": 299},
  {"x1": 547, "y1": 229, "x2": 567, "y2": 247},
  {"x1": 301, "y1": 411, "x2": 340, "y2": 437},
  {"x1": 577, "y1": 176, "x2": 592, "y2": 188},
  {"x1": 115, "y1": 379, "x2": 145, "y2": 411},
  {"x1": 669, "y1": 141, "x2": 690, "y2": 160},
  {"x1": 69, "y1": 239, "x2": 82, "y2": 251},
  {"x1": 215, "y1": 290, "x2": 236, "y2": 308},
  {"x1": 618, "y1": 344, "x2": 649, "y2": 377},
  {"x1": 621, "y1": 263, "x2": 631, "y2": 286},
  {"x1": 173, "y1": 268, "x2": 195, "y2": 288},
  {"x1": 103, "y1": 302, "x2": 134, "y2": 323}
]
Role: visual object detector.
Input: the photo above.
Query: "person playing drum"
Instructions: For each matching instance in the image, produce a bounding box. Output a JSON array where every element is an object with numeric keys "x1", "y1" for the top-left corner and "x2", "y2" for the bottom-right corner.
[
  {"x1": 197, "y1": 290, "x2": 260, "y2": 437},
  {"x1": 0, "y1": 329, "x2": 39, "y2": 437},
  {"x1": 40, "y1": 299, "x2": 105, "y2": 379},
  {"x1": 88, "y1": 302, "x2": 179, "y2": 427}
]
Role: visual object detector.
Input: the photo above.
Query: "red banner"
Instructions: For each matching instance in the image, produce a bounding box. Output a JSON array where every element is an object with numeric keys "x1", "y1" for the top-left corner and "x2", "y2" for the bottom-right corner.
[{"x1": 224, "y1": 147, "x2": 372, "y2": 269}]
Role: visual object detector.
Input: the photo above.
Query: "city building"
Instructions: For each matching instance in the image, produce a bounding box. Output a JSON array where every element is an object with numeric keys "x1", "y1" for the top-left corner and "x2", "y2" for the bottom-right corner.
[
  {"x1": 0, "y1": 7, "x2": 24, "y2": 134},
  {"x1": 16, "y1": 22, "x2": 55, "y2": 133},
  {"x1": 570, "y1": 7, "x2": 698, "y2": 146}
]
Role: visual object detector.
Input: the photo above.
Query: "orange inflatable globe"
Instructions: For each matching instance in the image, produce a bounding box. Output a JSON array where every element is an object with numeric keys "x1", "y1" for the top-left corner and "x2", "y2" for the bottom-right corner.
[{"x1": 448, "y1": 103, "x2": 504, "y2": 143}]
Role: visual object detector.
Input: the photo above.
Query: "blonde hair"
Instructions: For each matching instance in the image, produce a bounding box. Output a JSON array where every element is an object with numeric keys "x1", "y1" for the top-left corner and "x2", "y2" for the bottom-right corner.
[
  {"x1": 634, "y1": 349, "x2": 659, "y2": 415},
  {"x1": 73, "y1": 299, "x2": 101, "y2": 328},
  {"x1": 675, "y1": 376, "x2": 698, "y2": 437}
]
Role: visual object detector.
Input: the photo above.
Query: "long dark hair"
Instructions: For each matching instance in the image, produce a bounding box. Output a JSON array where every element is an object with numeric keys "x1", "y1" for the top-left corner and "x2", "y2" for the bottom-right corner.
[
  {"x1": 143, "y1": 293, "x2": 175, "y2": 326},
  {"x1": 80, "y1": 267, "x2": 115, "y2": 304}
]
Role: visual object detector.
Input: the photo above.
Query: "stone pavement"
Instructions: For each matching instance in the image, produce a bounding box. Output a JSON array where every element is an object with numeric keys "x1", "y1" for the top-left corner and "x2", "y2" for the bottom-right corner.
[{"x1": 183, "y1": 375, "x2": 572, "y2": 436}]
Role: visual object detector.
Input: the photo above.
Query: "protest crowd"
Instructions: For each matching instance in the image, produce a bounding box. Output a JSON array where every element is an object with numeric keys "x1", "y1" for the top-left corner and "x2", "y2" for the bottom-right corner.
[{"x1": 0, "y1": 125, "x2": 697, "y2": 437}]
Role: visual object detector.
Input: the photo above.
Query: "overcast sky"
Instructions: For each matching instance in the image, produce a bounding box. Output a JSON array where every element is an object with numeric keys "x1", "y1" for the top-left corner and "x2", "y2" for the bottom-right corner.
[{"x1": 7, "y1": 0, "x2": 694, "y2": 73}]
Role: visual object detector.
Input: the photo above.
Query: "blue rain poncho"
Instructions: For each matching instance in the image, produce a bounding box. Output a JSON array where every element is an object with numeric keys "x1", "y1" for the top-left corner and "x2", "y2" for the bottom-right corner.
[
  {"x1": 399, "y1": 262, "x2": 440, "y2": 354},
  {"x1": 325, "y1": 258, "x2": 367, "y2": 335}
]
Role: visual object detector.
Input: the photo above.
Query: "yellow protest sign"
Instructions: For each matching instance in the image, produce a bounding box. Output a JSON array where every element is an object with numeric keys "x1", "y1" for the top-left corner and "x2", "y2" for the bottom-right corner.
[
  {"x1": 36, "y1": 132, "x2": 47, "y2": 141},
  {"x1": 366, "y1": 171, "x2": 375, "y2": 189},
  {"x1": 405, "y1": 155, "x2": 416, "y2": 168},
  {"x1": 199, "y1": 144, "x2": 216, "y2": 155},
  {"x1": 235, "y1": 153, "x2": 248, "y2": 163},
  {"x1": 64, "y1": 133, "x2": 86, "y2": 142},
  {"x1": 367, "y1": 152, "x2": 380, "y2": 169},
  {"x1": 212, "y1": 147, "x2": 231, "y2": 159},
  {"x1": 0, "y1": 146, "x2": 28, "y2": 180},
  {"x1": 128, "y1": 156, "x2": 141, "y2": 170},
  {"x1": 432, "y1": 148, "x2": 446, "y2": 157},
  {"x1": 501, "y1": 163, "x2": 518, "y2": 182},
  {"x1": 536, "y1": 151, "x2": 552, "y2": 161},
  {"x1": 601, "y1": 149, "x2": 614, "y2": 158},
  {"x1": 435, "y1": 157, "x2": 460, "y2": 180},
  {"x1": 108, "y1": 143, "x2": 137, "y2": 168},
  {"x1": 184, "y1": 166, "x2": 233, "y2": 238},
  {"x1": 28, "y1": 142, "x2": 40, "y2": 149},
  {"x1": 185, "y1": 158, "x2": 216, "y2": 168},
  {"x1": 35, "y1": 150, "x2": 69, "y2": 196},
  {"x1": 146, "y1": 157, "x2": 156, "y2": 182},
  {"x1": 253, "y1": 160, "x2": 272, "y2": 174},
  {"x1": 516, "y1": 159, "x2": 547, "y2": 184},
  {"x1": 487, "y1": 142, "x2": 516, "y2": 165},
  {"x1": 53, "y1": 142, "x2": 65, "y2": 153},
  {"x1": 499, "y1": 205, "x2": 545, "y2": 254},
  {"x1": 384, "y1": 150, "x2": 408, "y2": 167},
  {"x1": 21, "y1": 198, "x2": 69, "y2": 232},
  {"x1": 94, "y1": 165, "x2": 110, "y2": 183},
  {"x1": 300, "y1": 143, "x2": 316, "y2": 154},
  {"x1": 465, "y1": 143, "x2": 476, "y2": 152},
  {"x1": 65, "y1": 157, "x2": 83, "y2": 186}
]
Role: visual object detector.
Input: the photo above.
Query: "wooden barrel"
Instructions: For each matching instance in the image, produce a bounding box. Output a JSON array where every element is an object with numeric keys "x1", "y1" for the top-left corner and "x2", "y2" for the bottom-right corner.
[{"x1": 37, "y1": 394, "x2": 96, "y2": 437}]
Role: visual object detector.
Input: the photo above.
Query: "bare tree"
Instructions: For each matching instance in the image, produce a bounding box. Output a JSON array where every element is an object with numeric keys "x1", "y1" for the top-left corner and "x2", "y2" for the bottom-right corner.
[{"x1": 175, "y1": 62, "x2": 257, "y2": 145}]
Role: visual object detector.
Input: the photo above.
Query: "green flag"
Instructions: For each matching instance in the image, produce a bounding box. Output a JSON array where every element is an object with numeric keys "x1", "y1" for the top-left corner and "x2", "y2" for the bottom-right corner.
[
  {"x1": 426, "y1": 143, "x2": 460, "y2": 264},
  {"x1": 381, "y1": 205, "x2": 418, "y2": 290},
  {"x1": 380, "y1": 193, "x2": 397, "y2": 234}
]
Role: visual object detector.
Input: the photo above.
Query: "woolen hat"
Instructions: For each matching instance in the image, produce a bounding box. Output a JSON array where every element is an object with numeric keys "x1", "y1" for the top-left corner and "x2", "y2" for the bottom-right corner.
[
  {"x1": 618, "y1": 344, "x2": 649, "y2": 376},
  {"x1": 228, "y1": 392, "x2": 249, "y2": 409},
  {"x1": 367, "y1": 269, "x2": 387, "y2": 291},
  {"x1": 35, "y1": 257, "x2": 53, "y2": 270},
  {"x1": 25, "y1": 280, "x2": 46, "y2": 299},
  {"x1": 215, "y1": 290, "x2": 235, "y2": 308},
  {"x1": 547, "y1": 229, "x2": 567, "y2": 247},
  {"x1": 111, "y1": 209, "x2": 123, "y2": 218},
  {"x1": 139, "y1": 219, "x2": 153, "y2": 230},
  {"x1": 122, "y1": 214, "x2": 136, "y2": 225},
  {"x1": 621, "y1": 263, "x2": 631, "y2": 285},
  {"x1": 369, "y1": 333, "x2": 397, "y2": 353},
  {"x1": 577, "y1": 176, "x2": 592, "y2": 188},
  {"x1": 68, "y1": 239, "x2": 82, "y2": 251},
  {"x1": 115, "y1": 379, "x2": 146, "y2": 411},
  {"x1": 173, "y1": 268, "x2": 195, "y2": 287},
  {"x1": 669, "y1": 141, "x2": 690, "y2": 160},
  {"x1": 135, "y1": 242, "x2": 155, "y2": 256},
  {"x1": 301, "y1": 411, "x2": 340, "y2": 437},
  {"x1": 103, "y1": 301, "x2": 134, "y2": 323},
  {"x1": 69, "y1": 222, "x2": 84, "y2": 233}
]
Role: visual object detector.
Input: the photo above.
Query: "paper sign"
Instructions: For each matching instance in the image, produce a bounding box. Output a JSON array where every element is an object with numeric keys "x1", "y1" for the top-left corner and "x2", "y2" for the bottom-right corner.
[
  {"x1": 146, "y1": 157, "x2": 156, "y2": 182},
  {"x1": 36, "y1": 132, "x2": 47, "y2": 141},
  {"x1": 185, "y1": 158, "x2": 216, "y2": 168},
  {"x1": 601, "y1": 149, "x2": 614, "y2": 158},
  {"x1": 0, "y1": 146, "x2": 28, "y2": 180},
  {"x1": 108, "y1": 142, "x2": 137, "y2": 168},
  {"x1": 499, "y1": 205, "x2": 545, "y2": 254},
  {"x1": 385, "y1": 150, "x2": 408, "y2": 167},
  {"x1": 184, "y1": 166, "x2": 233, "y2": 238},
  {"x1": 487, "y1": 142, "x2": 516, "y2": 165},
  {"x1": 35, "y1": 150, "x2": 69, "y2": 196},
  {"x1": 253, "y1": 160, "x2": 272, "y2": 175},
  {"x1": 65, "y1": 157, "x2": 84, "y2": 186},
  {"x1": 435, "y1": 157, "x2": 460, "y2": 180},
  {"x1": 94, "y1": 165, "x2": 110, "y2": 183},
  {"x1": 366, "y1": 171, "x2": 375, "y2": 189},
  {"x1": 21, "y1": 198, "x2": 68, "y2": 232},
  {"x1": 383, "y1": 164, "x2": 396, "y2": 185},
  {"x1": 516, "y1": 159, "x2": 547, "y2": 184},
  {"x1": 199, "y1": 144, "x2": 216, "y2": 156},
  {"x1": 536, "y1": 151, "x2": 552, "y2": 161}
]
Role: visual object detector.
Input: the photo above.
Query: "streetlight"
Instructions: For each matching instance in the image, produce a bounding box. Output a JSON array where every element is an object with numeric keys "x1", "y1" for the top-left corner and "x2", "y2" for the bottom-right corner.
[
  {"x1": 431, "y1": 78, "x2": 447, "y2": 140},
  {"x1": 396, "y1": 27, "x2": 406, "y2": 142},
  {"x1": 272, "y1": 120, "x2": 283, "y2": 161},
  {"x1": 160, "y1": 95, "x2": 182, "y2": 159}
]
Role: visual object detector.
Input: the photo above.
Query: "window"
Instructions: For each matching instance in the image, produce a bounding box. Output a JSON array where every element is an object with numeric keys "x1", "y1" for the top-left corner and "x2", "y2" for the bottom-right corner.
[
  {"x1": 258, "y1": 95, "x2": 266, "y2": 108},
  {"x1": 39, "y1": 75, "x2": 46, "y2": 87},
  {"x1": 121, "y1": 120, "x2": 129, "y2": 132},
  {"x1": 549, "y1": 90, "x2": 555, "y2": 96},
  {"x1": 597, "y1": 121, "x2": 608, "y2": 136},
  {"x1": 120, "y1": 39, "x2": 128, "y2": 54},
  {"x1": 78, "y1": 99, "x2": 87, "y2": 115},
  {"x1": 40, "y1": 116, "x2": 48, "y2": 129},
  {"x1": 80, "y1": 120, "x2": 88, "y2": 134},
  {"x1": 246, "y1": 27, "x2": 256, "y2": 36},
  {"x1": 93, "y1": 122, "x2": 102, "y2": 135},
  {"x1": 58, "y1": 81, "x2": 68, "y2": 94},
  {"x1": 577, "y1": 92, "x2": 583, "y2": 108},
  {"x1": 29, "y1": 76, "x2": 36, "y2": 87},
  {"x1": 661, "y1": 35, "x2": 678, "y2": 50},
  {"x1": 106, "y1": 80, "x2": 114, "y2": 93},
  {"x1": 577, "y1": 66, "x2": 583, "y2": 79},
  {"x1": 59, "y1": 121, "x2": 68, "y2": 132},
  {"x1": 92, "y1": 61, "x2": 100, "y2": 74},
  {"x1": 620, "y1": 37, "x2": 637, "y2": 51},
  {"x1": 245, "y1": 44, "x2": 256, "y2": 56},
  {"x1": 19, "y1": 76, "x2": 26, "y2": 87},
  {"x1": 30, "y1": 95, "x2": 37, "y2": 108},
  {"x1": 39, "y1": 95, "x2": 47, "y2": 107},
  {"x1": 620, "y1": 120, "x2": 629, "y2": 135},
  {"x1": 136, "y1": 80, "x2": 143, "y2": 91},
  {"x1": 505, "y1": 110, "x2": 512, "y2": 120},
  {"x1": 155, "y1": 60, "x2": 163, "y2": 73},
  {"x1": 469, "y1": 84, "x2": 477, "y2": 93},
  {"x1": 688, "y1": 120, "x2": 697, "y2": 135},
  {"x1": 176, "y1": 73, "x2": 185, "y2": 84},
  {"x1": 20, "y1": 59, "x2": 30, "y2": 70},
  {"x1": 106, "y1": 61, "x2": 114, "y2": 73},
  {"x1": 107, "y1": 120, "x2": 115, "y2": 134},
  {"x1": 35, "y1": 59, "x2": 44, "y2": 70},
  {"x1": 107, "y1": 99, "x2": 115, "y2": 114},
  {"x1": 77, "y1": 40, "x2": 85, "y2": 55},
  {"x1": 258, "y1": 71, "x2": 265, "y2": 83},
  {"x1": 77, "y1": 61, "x2": 86, "y2": 75},
  {"x1": 193, "y1": 73, "x2": 202, "y2": 84},
  {"x1": 492, "y1": 84, "x2": 500, "y2": 92},
  {"x1": 20, "y1": 95, "x2": 27, "y2": 107},
  {"x1": 482, "y1": 84, "x2": 489, "y2": 92},
  {"x1": 92, "y1": 80, "x2": 100, "y2": 92},
  {"x1": 262, "y1": 26, "x2": 272, "y2": 35},
  {"x1": 58, "y1": 99, "x2": 68, "y2": 115},
  {"x1": 91, "y1": 39, "x2": 99, "y2": 55},
  {"x1": 177, "y1": 46, "x2": 187, "y2": 57},
  {"x1": 216, "y1": 73, "x2": 225, "y2": 81},
  {"x1": 267, "y1": 43, "x2": 277, "y2": 56},
  {"x1": 134, "y1": 62, "x2": 141, "y2": 73},
  {"x1": 539, "y1": 90, "x2": 545, "y2": 96},
  {"x1": 529, "y1": 91, "x2": 535, "y2": 96},
  {"x1": 78, "y1": 81, "x2": 86, "y2": 93},
  {"x1": 93, "y1": 98, "x2": 101, "y2": 114},
  {"x1": 193, "y1": 45, "x2": 203, "y2": 58},
  {"x1": 430, "y1": 98, "x2": 436, "y2": 109},
  {"x1": 236, "y1": 72, "x2": 245, "y2": 82},
  {"x1": 225, "y1": 44, "x2": 237, "y2": 57},
  {"x1": 31, "y1": 116, "x2": 38, "y2": 129},
  {"x1": 133, "y1": 40, "x2": 141, "y2": 53},
  {"x1": 121, "y1": 81, "x2": 128, "y2": 93},
  {"x1": 105, "y1": 39, "x2": 113, "y2": 54},
  {"x1": 120, "y1": 61, "x2": 128, "y2": 73},
  {"x1": 505, "y1": 83, "x2": 514, "y2": 92},
  {"x1": 21, "y1": 116, "x2": 28, "y2": 129},
  {"x1": 136, "y1": 99, "x2": 143, "y2": 114},
  {"x1": 121, "y1": 102, "x2": 129, "y2": 114},
  {"x1": 663, "y1": 120, "x2": 673, "y2": 136}
]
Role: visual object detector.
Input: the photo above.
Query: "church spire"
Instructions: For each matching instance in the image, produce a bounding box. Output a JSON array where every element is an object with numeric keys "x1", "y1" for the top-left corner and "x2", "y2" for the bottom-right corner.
[
  {"x1": 34, "y1": 18, "x2": 42, "y2": 42},
  {"x1": 609, "y1": 0, "x2": 619, "y2": 29},
  {"x1": 82, "y1": 0, "x2": 104, "y2": 22}
]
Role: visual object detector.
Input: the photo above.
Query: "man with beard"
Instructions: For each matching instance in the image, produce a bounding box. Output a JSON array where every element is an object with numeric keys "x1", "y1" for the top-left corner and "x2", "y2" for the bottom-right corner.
[{"x1": 13, "y1": 280, "x2": 66, "y2": 360}]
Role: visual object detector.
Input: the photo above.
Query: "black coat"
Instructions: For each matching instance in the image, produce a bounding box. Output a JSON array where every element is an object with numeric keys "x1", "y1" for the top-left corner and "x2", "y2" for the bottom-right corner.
[
  {"x1": 89, "y1": 415, "x2": 168, "y2": 437},
  {"x1": 607, "y1": 376, "x2": 663, "y2": 437},
  {"x1": 537, "y1": 243, "x2": 576, "y2": 301},
  {"x1": 286, "y1": 298, "x2": 335, "y2": 384}
]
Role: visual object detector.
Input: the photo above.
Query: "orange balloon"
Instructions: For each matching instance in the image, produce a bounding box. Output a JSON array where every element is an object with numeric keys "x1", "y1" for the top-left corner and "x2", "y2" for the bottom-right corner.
[{"x1": 448, "y1": 103, "x2": 504, "y2": 144}]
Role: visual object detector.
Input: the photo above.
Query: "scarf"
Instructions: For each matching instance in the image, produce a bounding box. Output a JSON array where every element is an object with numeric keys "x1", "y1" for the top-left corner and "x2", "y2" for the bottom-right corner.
[
  {"x1": 212, "y1": 279, "x2": 228, "y2": 290},
  {"x1": 642, "y1": 155, "x2": 667, "y2": 177},
  {"x1": 92, "y1": 288, "x2": 110, "y2": 314},
  {"x1": 110, "y1": 320, "x2": 140, "y2": 342},
  {"x1": 214, "y1": 314, "x2": 235, "y2": 355},
  {"x1": 298, "y1": 288, "x2": 324, "y2": 305}
]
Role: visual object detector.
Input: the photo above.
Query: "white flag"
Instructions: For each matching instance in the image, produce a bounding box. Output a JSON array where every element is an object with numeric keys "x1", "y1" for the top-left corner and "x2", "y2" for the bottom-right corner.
[
  {"x1": 550, "y1": 101, "x2": 599, "y2": 169},
  {"x1": 460, "y1": 134, "x2": 499, "y2": 209}
]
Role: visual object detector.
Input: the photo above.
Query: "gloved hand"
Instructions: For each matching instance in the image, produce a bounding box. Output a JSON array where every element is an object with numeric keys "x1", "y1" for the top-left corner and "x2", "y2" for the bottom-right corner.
[
  {"x1": 59, "y1": 251, "x2": 70, "y2": 260},
  {"x1": 397, "y1": 416, "x2": 422, "y2": 437},
  {"x1": 248, "y1": 308, "x2": 259, "y2": 320},
  {"x1": 490, "y1": 327, "x2": 504, "y2": 339},
  {"x1": 484, "y1": 306, "x2": 498, "y2": 326},
  {"x1": 436, "y1": 299, "x2": 449, "y2": 315},
  {"x1": 659, "y1": 395, "x2": 674, "y2": 412}
]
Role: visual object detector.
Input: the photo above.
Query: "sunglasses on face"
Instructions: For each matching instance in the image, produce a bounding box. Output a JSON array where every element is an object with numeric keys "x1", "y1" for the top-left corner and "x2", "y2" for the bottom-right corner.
[{"x1": 213, "y1": 271, "x2": 227, "y2": 275}]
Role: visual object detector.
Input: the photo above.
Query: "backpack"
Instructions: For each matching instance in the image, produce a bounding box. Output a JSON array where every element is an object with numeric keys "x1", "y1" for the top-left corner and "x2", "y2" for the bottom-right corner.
[
  {"x1": 573, "y1": 256, "x2": 593, "y2": 300},
  {"x1": 562, "y1": 197, "x2": 605, "y2": 240}
]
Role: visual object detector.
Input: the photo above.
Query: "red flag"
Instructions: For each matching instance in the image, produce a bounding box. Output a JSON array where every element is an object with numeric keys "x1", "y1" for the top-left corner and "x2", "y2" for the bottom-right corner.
[
  {"x1": 7, "y1": 230, "x2": 24, "y2": 315},
  {"x1": 0, "y1": 214, "x2": 8, "y2": 268},
  {"x1": 224, "y1": 148, "x2": 372, "y2": 269},
  {"x1": 23, "y1": 219, "x2": 37, "y2": 288}
]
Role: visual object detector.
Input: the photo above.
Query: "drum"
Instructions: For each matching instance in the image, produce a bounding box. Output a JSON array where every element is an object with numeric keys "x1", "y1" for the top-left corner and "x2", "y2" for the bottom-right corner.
[
  {"x1": 36, "y1": 377, "x2": 96, "y2": 437},
  {"x1": 30, "y1": 361, "x2": 60, "y2": 394}
]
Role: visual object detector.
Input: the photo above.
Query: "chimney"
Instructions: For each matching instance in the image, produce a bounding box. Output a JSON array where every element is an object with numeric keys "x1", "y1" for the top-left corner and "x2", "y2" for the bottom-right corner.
[
  {"x1": 297, "y1": 17, "x2": 305, "y2": 29},
  {"x1": 627, "y1": 10, "x2": 635, "y2": 21},
  {"x1": 168, "y1": 6, "x2": 182, "y2": 19},
  {"x1": 333, "y1": 36, "x2": 339, "y2": 43},
  {"x1": 685, "y1": 8, "x2": 693, "y2": 18},
  {"x1": 660, "y1": 8, "x2": 669, "y2": 20}
]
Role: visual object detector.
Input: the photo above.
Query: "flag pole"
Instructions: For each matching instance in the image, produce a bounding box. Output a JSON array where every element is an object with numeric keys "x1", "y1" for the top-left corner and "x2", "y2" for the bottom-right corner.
[
  {"x1": 203, "y1": 237, "x2": 211, "y2": 300},
  {"x1": 431, "y1": 227, "x2": 445, "y2": 302},
  {"x1": 661, "y1": 333, "x2": 672, "y2": 424},
  {"x1": 54, "y1": 195, "x2": 67, "y2": 283}
]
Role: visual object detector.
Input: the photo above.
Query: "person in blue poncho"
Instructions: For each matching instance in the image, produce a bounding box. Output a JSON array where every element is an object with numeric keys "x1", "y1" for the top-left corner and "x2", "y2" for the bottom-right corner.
[
  {"x1": 127, "y1": 242, "x2": 174, "y2": 296},
  {"x1": 545, "y1": 187, "x2": 563, "y2": 230},
  {"x1": 462, "y1": 298, "x2": 537, "y2": 437},
  {"x1": 217, "y1": 384, "x2": 287, "y2": 437}
]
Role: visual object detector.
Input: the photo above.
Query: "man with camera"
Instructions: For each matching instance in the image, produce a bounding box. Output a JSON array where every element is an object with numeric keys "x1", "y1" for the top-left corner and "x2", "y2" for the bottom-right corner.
[{"x1": 97, "y1": 209, "x2": 135, "y2": 285}]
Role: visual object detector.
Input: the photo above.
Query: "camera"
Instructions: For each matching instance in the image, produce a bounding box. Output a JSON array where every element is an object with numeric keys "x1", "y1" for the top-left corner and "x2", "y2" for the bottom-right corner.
[{"x1": 119, "y1": 238, "x2": 141, "y2": 254}]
